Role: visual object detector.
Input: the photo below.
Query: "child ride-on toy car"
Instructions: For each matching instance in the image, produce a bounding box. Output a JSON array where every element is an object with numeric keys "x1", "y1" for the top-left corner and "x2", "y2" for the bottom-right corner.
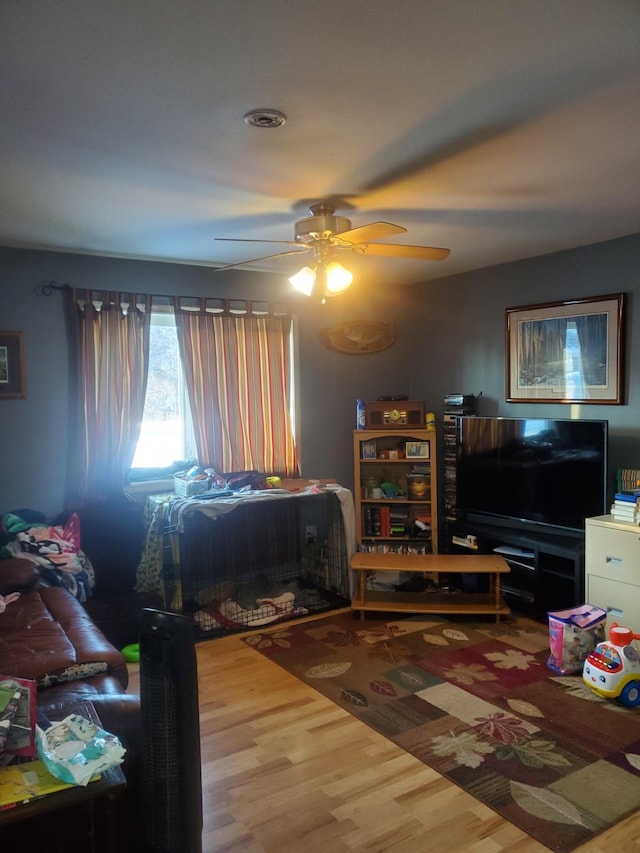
[{"x1": 583, "y1": 623, "x2": 640, "y2": 707}]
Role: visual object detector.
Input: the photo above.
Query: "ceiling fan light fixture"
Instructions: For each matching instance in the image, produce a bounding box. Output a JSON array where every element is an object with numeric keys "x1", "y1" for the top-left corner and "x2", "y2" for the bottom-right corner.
[
  {"x1": 289, "y1": 265, "x2": 316, "y2": 296},
  {"x1": 215, "y1": 202, "x2": 451, "y2": 281},
  {"x1": 324, "y1": 261, "x2": 353, "y2": 295}
]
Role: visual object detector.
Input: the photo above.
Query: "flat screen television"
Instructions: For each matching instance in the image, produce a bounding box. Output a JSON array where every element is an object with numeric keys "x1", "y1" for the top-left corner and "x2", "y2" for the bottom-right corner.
[{"x1": 456, "y1": 416, "x2": 608, "y2": 533}]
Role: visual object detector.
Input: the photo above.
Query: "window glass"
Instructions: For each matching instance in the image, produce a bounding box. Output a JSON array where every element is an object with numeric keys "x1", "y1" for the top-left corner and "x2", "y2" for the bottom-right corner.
[
  {"x1": 131, "y1": 313, "x2": 196, "y2": 468},
  {"x1": 132, "y1": 309, "x2": 298, "y2": 472}
]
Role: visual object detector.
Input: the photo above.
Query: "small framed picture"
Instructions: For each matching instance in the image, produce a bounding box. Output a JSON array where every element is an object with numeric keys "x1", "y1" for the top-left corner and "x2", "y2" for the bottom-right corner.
[
  {"x1": 0, "y1": 331, "x2": 26, "y2": 399},
  {"x1": 405, "y1": 441, "x2": 429, "y2": 459},
  {"x1": 361, "y1": 440, "x2": 377, "y2": 459}
]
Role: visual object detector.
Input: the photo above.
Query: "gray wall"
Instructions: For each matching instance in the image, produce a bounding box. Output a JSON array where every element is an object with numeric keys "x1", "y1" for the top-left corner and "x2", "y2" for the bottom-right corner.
[
  {"x1": 1, "y1": 233, "x2": 638, "y2": 519},
  {"x1": 0, "y1": 246, "x2": 412, "y2": 516},
  {"x1": 406, "y1": 233, "x2": 640, "y2": 497}
]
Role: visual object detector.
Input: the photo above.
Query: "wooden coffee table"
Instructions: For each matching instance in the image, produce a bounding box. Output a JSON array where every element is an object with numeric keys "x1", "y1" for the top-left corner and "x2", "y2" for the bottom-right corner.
[
  {"x1": 351, "y1": 552, "x2": 511, "y2": 622},
  {"x1": 0, "y1": 699, "x2": 126, "y2": 852}
]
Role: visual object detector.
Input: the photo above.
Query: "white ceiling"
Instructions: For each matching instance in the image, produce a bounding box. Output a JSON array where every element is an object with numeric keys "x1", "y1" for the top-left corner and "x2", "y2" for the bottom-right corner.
[{"x1": 2, "y1": 0, "x2": 640, "y2": 287}]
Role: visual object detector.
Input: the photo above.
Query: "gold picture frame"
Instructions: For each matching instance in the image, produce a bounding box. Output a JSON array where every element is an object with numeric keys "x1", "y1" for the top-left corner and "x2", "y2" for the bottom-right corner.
[
  {"x1": 0, "y1": 331, "x2": 26, "y2": 399},
  {"x1": 506, "y1": 294, "x2": 624, "y2": 403}
]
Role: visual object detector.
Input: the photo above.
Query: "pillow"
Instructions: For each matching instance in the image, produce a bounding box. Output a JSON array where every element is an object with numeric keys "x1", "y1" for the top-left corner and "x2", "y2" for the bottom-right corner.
[{"x1": 37, "y1": 661, "x2": 109, "y2": 687}]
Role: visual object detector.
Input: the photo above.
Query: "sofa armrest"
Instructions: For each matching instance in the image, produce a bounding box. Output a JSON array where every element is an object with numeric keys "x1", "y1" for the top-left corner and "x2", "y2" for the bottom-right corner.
[{"x1": 0, "y1": 558, "x2": 40, "y2": 595}]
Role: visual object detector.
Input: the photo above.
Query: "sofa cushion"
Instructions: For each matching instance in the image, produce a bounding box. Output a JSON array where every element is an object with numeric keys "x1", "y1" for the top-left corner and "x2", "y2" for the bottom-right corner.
[
  {"x1": 0, "y1": 585, "x2": 128, "y2": 689},
  {"x1": 0, "y1": 557, "x2": 40, "y2": 595},
  {"x1": 36, "y1": 674, "x2": 128, "y2": 703}
]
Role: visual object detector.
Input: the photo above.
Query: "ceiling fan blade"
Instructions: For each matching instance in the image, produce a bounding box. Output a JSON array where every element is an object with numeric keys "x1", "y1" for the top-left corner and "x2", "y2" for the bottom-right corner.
[
  {"x1": 214, "y1": 237, "x2": 300, "y2": 246},
  {"x1": 333, "y1": 221, "x2": 406, "y2": 245},
  {"x1": 357, "y1": 243, "x2": 451, "y2": 261},
  {"x1": 214, "y1": 247, "x2": 311, "y2": 271}
]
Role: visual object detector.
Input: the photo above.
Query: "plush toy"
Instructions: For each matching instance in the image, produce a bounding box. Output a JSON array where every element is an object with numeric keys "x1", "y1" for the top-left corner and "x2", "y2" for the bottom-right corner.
[
  {"x1": 0, "y1": 592, "x2": 20, "y2": 613},
  {"x1": 380, "y1": 481, "x2": 403, "y2": 497}
]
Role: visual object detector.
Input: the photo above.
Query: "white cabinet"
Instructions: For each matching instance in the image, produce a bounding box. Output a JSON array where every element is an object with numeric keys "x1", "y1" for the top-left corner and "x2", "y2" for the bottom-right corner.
[{"x1": 585, "y1": 515, "x2": 640, "y2": 630}]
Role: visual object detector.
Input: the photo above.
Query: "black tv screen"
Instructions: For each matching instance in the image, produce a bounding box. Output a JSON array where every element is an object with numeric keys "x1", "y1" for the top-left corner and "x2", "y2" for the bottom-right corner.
[{"x1": 456, "y1": 416, "x2": 608, "y2": 532}]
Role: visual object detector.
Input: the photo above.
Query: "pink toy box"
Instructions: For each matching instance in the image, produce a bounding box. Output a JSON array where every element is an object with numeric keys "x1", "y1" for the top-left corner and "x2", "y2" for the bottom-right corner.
[{"x1": 547, "y1": 604, "x2": 607, "y2": 674}]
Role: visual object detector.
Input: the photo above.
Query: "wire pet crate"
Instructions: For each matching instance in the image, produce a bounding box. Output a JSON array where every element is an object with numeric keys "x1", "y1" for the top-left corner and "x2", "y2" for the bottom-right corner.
[{"x1": 167, "y1": 491, "x2": 350, "y2": 637}]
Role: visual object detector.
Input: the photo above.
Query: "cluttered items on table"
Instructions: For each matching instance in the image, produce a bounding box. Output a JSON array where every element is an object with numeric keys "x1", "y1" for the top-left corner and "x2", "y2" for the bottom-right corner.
[
  {"x1": 36, "y1": 713, "x2": 125, "y2": 787},
  {"x1": 0, "y1": 675, "x2": 37, "y2": 762},
  {"x1": 1, "y1": 684, "x2": 125, "y2": 810}
]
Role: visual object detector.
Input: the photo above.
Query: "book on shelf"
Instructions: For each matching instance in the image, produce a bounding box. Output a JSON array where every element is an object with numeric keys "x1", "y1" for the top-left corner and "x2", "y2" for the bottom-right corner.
[
  {"x1": 413, "y1": 508, "x2": 432, "y2": 525},
  {"x1": 611, "y1": 504, "x2": 640, "y2": 522},
  {"x1": 358, "y1": 543, "x2": 430, "y2": 555},
  {"x1": 411, "y1": 463, "x2": 431, "y2": 475},
  {"x1": 612, "y1": 506, "x2": 638, "y2": 516},
  {"x1": 379, "y1": 505, "x2": 390, "y2": 537},
  {"x1": 611, "y1": 500, "x2": 639, "y2": 512},
  {"x1": 612, "y1": 515, "x2": 640, "y2": 526},
  {"x1": 362, "y1": 506, "x2": 400, "y2": 538},
  {"x1": 614, "y1": 492, "x2": 640, "y2": 503},
  {"x1": 363, "y1": 506, "x2": 376, "y2": 536},
  {"x1": 611, "y1": 502, "x2": 638, "y2": 515},
  {"x1": 616, "y1": 469, "x2": 640, "y2": 492}
]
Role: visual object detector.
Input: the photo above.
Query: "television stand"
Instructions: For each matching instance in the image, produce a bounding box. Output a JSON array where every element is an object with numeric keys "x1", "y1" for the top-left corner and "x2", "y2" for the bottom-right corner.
[{"x1": 449, "y1": 518, "x2": 585, "y2": 618}]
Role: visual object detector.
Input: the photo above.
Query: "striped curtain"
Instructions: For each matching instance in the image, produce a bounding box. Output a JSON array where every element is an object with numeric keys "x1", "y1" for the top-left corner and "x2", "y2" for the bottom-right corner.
[
  {"x1": 175, "y1": 301, "x2": 299, "y2": 477},
  {"x1": 66, "y1": 289, "x2": 152, "y2": 505}
]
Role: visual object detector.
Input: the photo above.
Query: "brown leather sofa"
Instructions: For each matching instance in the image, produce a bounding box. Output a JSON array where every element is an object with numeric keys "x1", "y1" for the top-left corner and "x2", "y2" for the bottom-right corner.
[
  {"x1": 0, "y1": 559, "x2": 129, "y2": 693},
  {"x1": 0, "y1": 558, "x2": 144, "y2": 851}
]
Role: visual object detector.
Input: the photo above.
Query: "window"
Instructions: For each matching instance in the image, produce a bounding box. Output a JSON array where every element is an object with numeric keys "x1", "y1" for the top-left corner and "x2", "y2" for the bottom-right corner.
[
  {"x1": 131, "y1": 312, "x2": 196, "y2": 468},
  {"x1": 563, "y1": 321, "x2": 585, "y2": 398},
  {"x1": 131, "y1": 307, "x2": 299, "y2": 473}
]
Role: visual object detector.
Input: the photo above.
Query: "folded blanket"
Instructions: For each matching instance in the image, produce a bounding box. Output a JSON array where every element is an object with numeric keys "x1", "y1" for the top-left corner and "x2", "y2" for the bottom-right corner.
[{"x1": 1, "y1": 512, "x2": 94, "y2": 602}]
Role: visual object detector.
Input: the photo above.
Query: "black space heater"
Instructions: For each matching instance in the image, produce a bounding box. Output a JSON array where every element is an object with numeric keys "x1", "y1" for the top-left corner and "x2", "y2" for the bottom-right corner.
[{"x1": 139, "y1": 608, "x2": 203, "y2": 853}]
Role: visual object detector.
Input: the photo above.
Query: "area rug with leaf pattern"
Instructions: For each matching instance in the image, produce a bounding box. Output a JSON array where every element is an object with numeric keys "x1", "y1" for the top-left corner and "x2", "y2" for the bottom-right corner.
[{"x1": 242, "y1": 611, "x2": 640, "y2": 852}]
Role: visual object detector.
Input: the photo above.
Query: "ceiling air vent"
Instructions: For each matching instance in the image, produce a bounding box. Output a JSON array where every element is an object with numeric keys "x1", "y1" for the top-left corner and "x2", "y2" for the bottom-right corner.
[{"x1": 243, "y1": 109, "x2": 287, "y2": 128}]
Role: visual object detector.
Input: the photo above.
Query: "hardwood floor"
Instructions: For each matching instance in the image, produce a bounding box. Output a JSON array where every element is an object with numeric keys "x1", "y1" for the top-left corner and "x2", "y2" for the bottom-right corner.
[{"x1": 129, "y1": 610, "x2": 640, "y2": 852}]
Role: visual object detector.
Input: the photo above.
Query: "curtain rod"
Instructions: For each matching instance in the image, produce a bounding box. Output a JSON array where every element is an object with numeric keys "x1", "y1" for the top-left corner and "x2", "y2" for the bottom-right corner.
[
  {"x1": 37, "y1": 280, "x2": 291, "y2": 316},
  {"x1": 37, "y1": 280, "x2": 70, "y2": 296}
]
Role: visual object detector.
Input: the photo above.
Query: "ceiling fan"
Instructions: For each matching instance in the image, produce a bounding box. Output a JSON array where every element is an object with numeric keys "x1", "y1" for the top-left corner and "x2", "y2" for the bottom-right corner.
[{"x1": 214, "y1": 203, "x2": 451, "y2": 299}]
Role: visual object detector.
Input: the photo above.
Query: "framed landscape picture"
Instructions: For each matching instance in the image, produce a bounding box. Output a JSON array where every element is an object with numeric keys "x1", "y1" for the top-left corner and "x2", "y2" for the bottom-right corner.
[
  {"x1": 506, "y1": 294, "x2": 624, "y2": 403},
  {"x1": 0, "y1": 331, "x2": 26, "y2": 399}
]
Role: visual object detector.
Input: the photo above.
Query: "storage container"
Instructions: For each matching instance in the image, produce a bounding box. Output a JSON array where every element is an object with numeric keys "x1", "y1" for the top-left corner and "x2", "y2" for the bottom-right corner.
[{"x1": 174, "y1": 473, "x2": 209, "y2": 498}]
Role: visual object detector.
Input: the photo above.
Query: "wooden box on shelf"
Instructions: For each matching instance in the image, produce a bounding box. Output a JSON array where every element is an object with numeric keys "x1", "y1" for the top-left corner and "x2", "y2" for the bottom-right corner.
[{"x1": 364, "y1": 401, "x2": 425, "y2": 430}]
